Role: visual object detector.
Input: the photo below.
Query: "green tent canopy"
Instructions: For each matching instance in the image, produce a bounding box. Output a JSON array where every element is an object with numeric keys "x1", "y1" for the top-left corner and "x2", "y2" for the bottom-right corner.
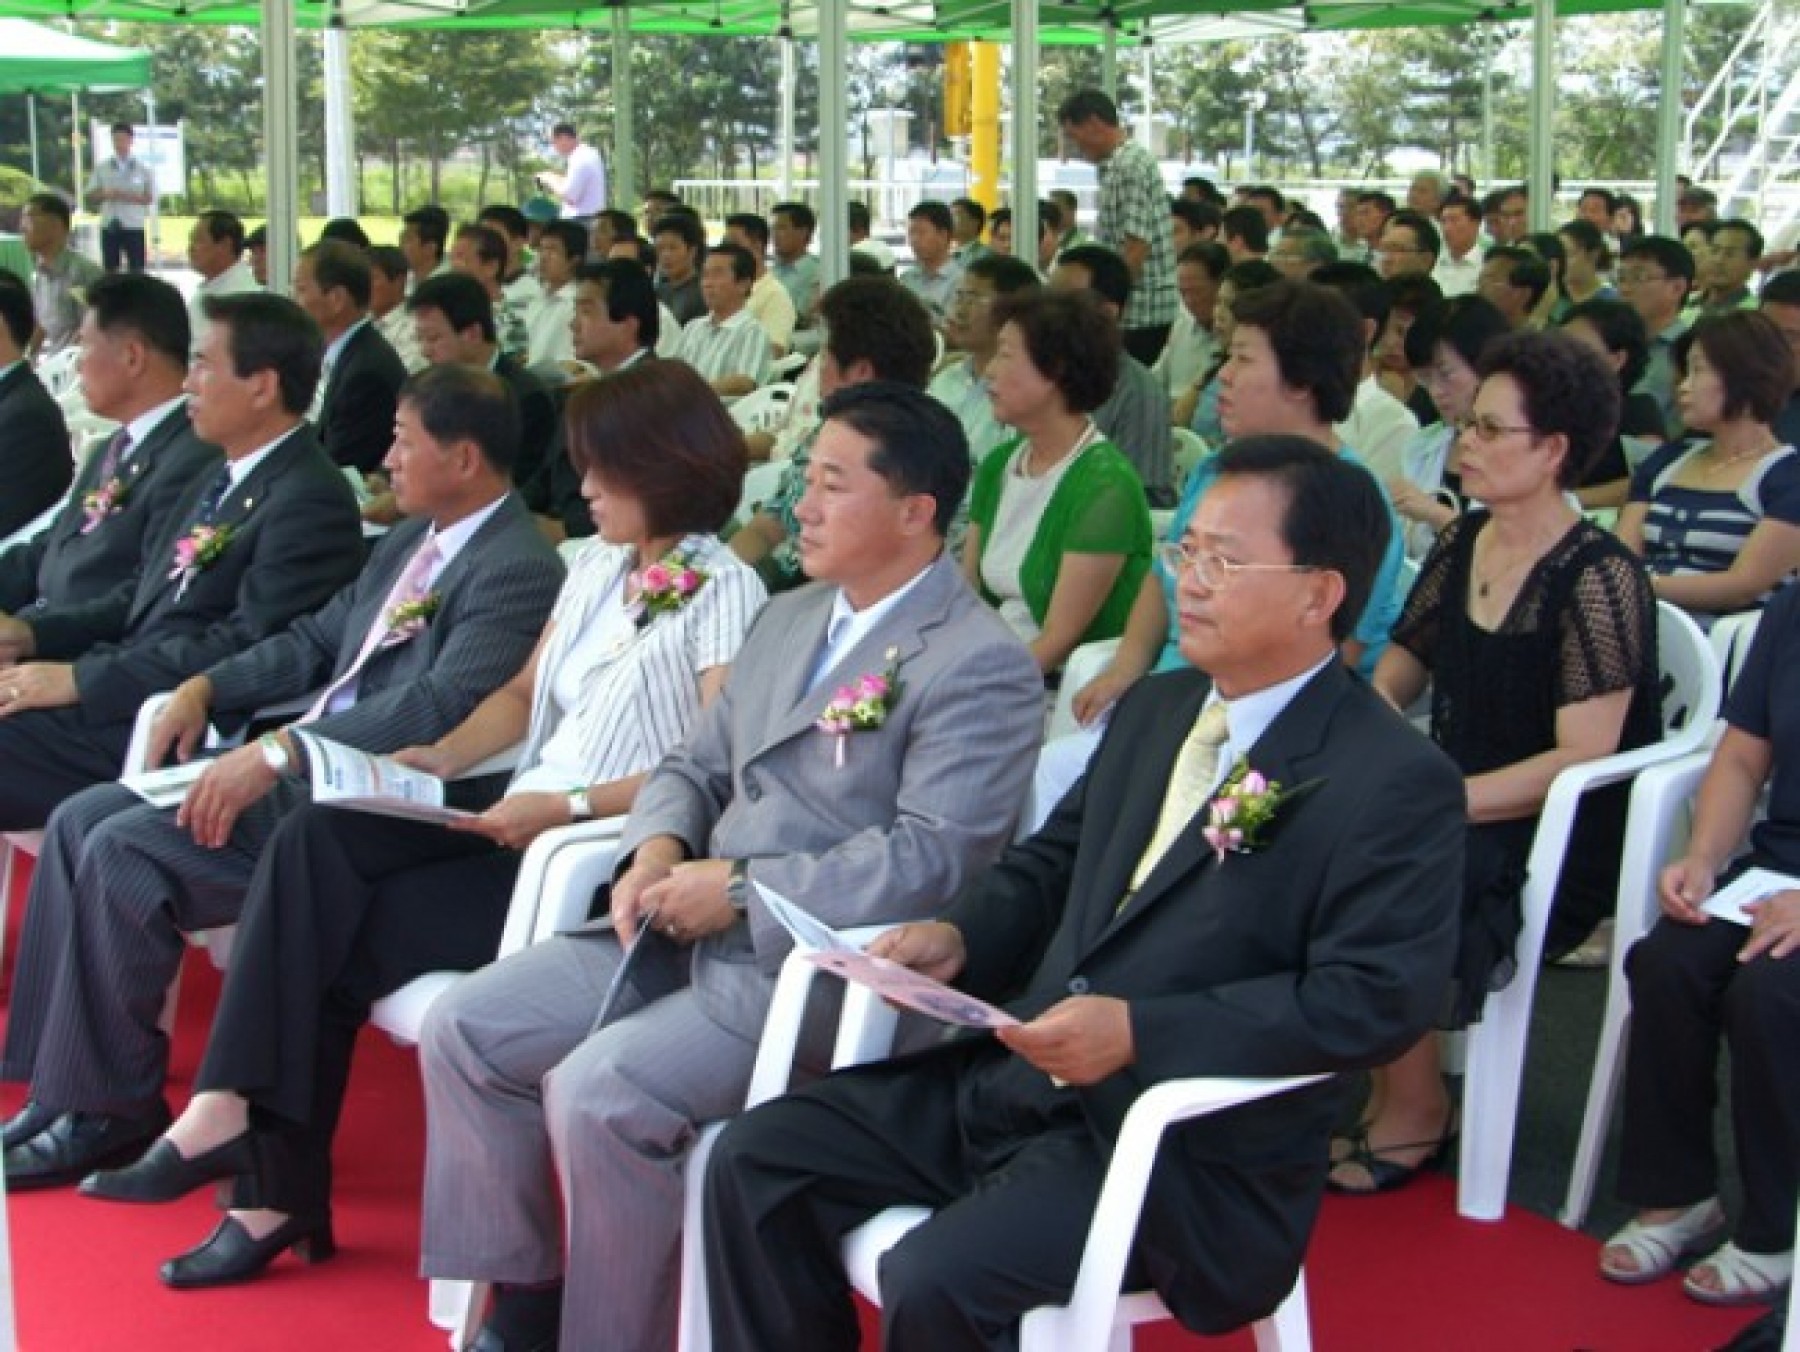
[{"x1": 0, "y1": 18, "x2": 151, "y2": 91}]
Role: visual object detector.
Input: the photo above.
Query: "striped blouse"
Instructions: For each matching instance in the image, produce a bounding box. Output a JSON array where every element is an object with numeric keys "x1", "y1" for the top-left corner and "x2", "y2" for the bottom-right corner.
[
  {"x1": 1628, "y1": 441, "x2": 1800, "y2": 610},
  {"x1": 509, "y1": 533, "x2": 766, "y2": 795}
]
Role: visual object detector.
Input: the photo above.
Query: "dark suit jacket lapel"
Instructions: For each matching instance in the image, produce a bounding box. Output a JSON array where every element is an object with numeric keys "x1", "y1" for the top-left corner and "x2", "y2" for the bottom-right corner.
[
  {"x1": 322, "y1": 517, "x2": 430, "y2": 684},
  {"x1": 319, "y1": 323, "x2": 366, "y2": 421},
  {"x1": 754, "y1": 555, "x2": 953, "y2": 756},
  {"x1": 1095, "y1": 661, "x2": 1349, "y2": 948}
]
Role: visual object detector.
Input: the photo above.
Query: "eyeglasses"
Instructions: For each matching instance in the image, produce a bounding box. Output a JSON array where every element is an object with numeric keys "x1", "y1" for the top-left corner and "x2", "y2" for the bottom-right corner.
[
  {"x1": 1453, "y1": 413, "x2": 1537, "y2": 443},
  {"x1": 948, "y1": 290, "x2": 994, "y2": 311},
  {"x1": 1156, "y1": 542, "x2": 1321, "y2": 590}
]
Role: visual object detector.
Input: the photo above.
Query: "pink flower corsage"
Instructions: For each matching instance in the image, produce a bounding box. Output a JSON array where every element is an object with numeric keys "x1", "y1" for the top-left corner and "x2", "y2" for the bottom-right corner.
[
  {"x1": 80, "y1": 478, "x2": 128, "y2": 535},
  {"x1": 382, "y1": 593, "x2": 441, "y2": 647},
  {"x1": 1202, "y1": 761, "x2": 1320, "y2": 862},
  {"x1": 167, "y1": 524, "x2": 234, "y2": 599},
  {"x1": 816, "y1": 646, "x2": 903, "y2": 769},
  {"x1": 627, "y1": 547, "x2": 709, "y2": 629}
]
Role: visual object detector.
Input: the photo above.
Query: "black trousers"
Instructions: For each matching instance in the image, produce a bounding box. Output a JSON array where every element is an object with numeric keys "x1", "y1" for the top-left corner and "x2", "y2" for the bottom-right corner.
[
  {"x1": 1617, "y1": 912, "x2": 1800, "y2": 1252},
  {"x1": 101, "y1": 222, "x2": 147, "y2": 273},
  {"x1": 193, "y1": 789, "x2": 516, "y2": 1218},
  {"x1": 703, "y1": 1040, "x2": 1115, "y2": 1352},
  {"x1": 1122, "y1": 323, "x2": 1172, "y2": 367},
  {"x1": 0, "y1": 707, "x2": 133, "y2": 831}
]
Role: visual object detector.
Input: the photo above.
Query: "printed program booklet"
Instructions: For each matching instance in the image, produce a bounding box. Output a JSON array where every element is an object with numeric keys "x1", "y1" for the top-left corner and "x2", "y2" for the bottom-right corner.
[{"x1": 754, "y1": 881, "x2": 1019, "y2": 1030}]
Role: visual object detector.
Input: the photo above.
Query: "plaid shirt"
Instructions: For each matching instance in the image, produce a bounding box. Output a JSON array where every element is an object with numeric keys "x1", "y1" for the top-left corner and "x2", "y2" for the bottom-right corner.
[{"x1": 1095, "y1": 138, "x2": 1177, "y2": 331}]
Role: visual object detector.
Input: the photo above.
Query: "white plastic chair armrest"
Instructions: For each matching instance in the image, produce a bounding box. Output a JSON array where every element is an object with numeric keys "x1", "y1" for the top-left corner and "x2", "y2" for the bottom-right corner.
[
  {"x1": 1055, "y1": 1074, "x2": 1329, "y2": 1333},
  {"x1": 496, "y1": 817, "x2": 626, "y2": 957},
  {"x1": 742, "y1": 925, "x2": 902, "y2": 1107},
  {"x1": 122, "y1": 692, "x2": 177, "y2": 776},
  {"x1": 457, "y1": 741, "x2": 523, "y2": 781}
]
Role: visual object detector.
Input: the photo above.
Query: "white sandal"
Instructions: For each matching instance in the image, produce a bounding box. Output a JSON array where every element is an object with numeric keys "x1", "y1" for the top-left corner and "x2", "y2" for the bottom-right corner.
[
  {"x1": 1683, "y1": 1242, "x2": 1794, "y2": 1306},
  {"x1": 1599, "y1": 1198, "x2": 1727, "y2": 1285}
]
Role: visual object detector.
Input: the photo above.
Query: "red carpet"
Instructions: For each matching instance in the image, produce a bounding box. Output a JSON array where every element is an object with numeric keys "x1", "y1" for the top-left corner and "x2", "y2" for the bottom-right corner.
[{"x1": 0, "y1": 864, "x2": 1771, "y2": 1350}]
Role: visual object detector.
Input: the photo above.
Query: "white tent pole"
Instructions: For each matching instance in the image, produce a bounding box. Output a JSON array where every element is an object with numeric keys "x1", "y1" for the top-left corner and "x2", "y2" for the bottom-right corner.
[
  {"x1": 1012, "y1": 0, "x2": 1038, "y2": 265},
  {"x1": 324, "y1": 25, "x2": 357, "y2": 217},
  {"x1": 144, "y1": 90, "x2": 159, "y2": 270},
  {"x1": 817, "y1": 0, "x2": 847, "y2": 288},
  {"x1": 263, "y1": 0, "x2": 299, "y2": 295},
  {"x1": 27, "y1": 94, "x2": 39, "y2": 185},
  {"x1": 1481, "y1": 25, "x2": 1495, "y2": 184},
  {"x1": 1101, "y1": 20, "x2": 1118, "y2": 101},
  {"x1": 778, "y1": 34, "x2": 796, "y2": 201},
  {"x1": 71, "y1": 91, "x2": 83, "y2": 212},
  {"x1": 1528, "y1": 0, "x2": 1556, "y2": 231},
  {"x1": 612, "y1": 8, "x2": 636, "y2": 209},
  {"x1": 1653, "y1": 0, "x2": 1685, "y2": 234}
]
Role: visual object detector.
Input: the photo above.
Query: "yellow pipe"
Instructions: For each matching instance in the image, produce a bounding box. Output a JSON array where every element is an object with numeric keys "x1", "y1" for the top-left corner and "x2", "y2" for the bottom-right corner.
[{"x1": 970, "y1": 40, "x2": 1001, "y2": 213}]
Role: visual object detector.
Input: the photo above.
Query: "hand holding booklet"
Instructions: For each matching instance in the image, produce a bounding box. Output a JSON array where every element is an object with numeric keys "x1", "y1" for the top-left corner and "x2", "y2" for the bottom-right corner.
[
  {"x1": 754, "y1": 882, "x2": 1019, "y2": 1031},
  {"x1": 1702, "y1": 866, "x2": 1800, "y2": 926},
  {"x1": 121, "y1": 728, "x2": 475, "y2": 825}
]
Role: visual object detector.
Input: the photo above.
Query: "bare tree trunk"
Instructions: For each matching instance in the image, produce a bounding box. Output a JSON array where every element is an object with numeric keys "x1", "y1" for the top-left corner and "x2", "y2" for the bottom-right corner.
[{"x1": 476, "y1": 141, "x2": 491, "y2": 206}]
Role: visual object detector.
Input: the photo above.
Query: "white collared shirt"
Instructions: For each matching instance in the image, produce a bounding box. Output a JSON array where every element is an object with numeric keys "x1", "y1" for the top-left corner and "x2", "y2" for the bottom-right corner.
[
  {"x1": 806, "y1": 560, "x2": 936, "y2": 694},
  {"x1": 416, "y1": 491, "x2": 510, "y2": 586},
  {"x1": 1206, "y1": 650, "x2": 1337, "y2": 795}
]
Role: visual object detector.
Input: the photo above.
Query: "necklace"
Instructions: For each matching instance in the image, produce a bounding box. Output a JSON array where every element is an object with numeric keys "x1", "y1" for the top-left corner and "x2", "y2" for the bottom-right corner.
[
  {"x1": 1704, "y1": 441, "x2": 1777, "y2": 476},
  {"x1": 1474, "y1": 518, "x2": 1570, "y2": 599}
]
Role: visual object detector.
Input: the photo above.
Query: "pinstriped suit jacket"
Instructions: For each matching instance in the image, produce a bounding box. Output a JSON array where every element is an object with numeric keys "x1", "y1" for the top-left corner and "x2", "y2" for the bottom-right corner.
[
  {"x1": 618, "y1": 552, "x2": 1045, "y2": 1038},
  {"x1": 202, "y1": 492, "x2": 564, "y2": 753},
  {"x1": 0, "y1": 403, "x2": 219, "y2": 659}
]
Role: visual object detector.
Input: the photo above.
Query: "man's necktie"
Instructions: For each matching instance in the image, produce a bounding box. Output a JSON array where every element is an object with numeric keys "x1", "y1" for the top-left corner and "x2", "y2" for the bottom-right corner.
[
  {"x1": 188, "y1": 467, "x2": 233, "y2": 530},
  {"x1": 1128, "y1": 700, "x2": 1232, "y2": 895},
  {"x1": 92, "y1": 428, "x2": 132, "y2": 485},
  {"x1": 302, "y1": 538, "x2": 442, "y2": 723},
  {"x1": 803, "y1": 610, "x2": 854, "y2": 697}
]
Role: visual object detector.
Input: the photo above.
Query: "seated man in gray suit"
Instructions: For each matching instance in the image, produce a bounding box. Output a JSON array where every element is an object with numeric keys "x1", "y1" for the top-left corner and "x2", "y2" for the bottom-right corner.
[
  {"x1": 0, "y1": 273, "x2": 74, "y2": 539},
  {"x1": 417, "y1": 383, "x2": 1045, "y2": 1352},
  {"x1": 703, "y1": 439, "x2": 1466, "y2": 1352},
  {"x1": 0, "y1": 363, "x2": 566, "y2": 1191},
  {"x1": 0, "y1": 275, "x2": 219, "y2": 668},
  {"x1": 0, "y1": 292, "x2": 367, "y2": 829}
]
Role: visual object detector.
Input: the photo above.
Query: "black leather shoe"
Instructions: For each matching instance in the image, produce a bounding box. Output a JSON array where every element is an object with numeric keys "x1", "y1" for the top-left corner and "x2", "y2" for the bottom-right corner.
[
  {"x1": 0, "y1": 1099, "x2": 58, "y2": 1150},
  {"x1": 81, "y1": 1131, "x2": 255, "y2": 1204},
  {"x1": 470, "y1": 1282, "x2": 563, "y2": 1352},
  {"x1": 3, "y1": 1104, "x2": 171, "y2": 1191},
  {"x1": 159, "y1": 1214, "x2": 335, "y2": 1290}
]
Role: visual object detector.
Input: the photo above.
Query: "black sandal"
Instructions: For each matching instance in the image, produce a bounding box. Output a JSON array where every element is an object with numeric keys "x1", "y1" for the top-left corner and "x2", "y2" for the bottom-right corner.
[{"x1": 1325, "y1": 1114, "x2": 1457, "y2": 1195}]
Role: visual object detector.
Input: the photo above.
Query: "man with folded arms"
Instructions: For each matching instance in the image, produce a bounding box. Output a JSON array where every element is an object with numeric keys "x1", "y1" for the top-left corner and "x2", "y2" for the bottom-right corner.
[
  {"x1": 0, "y1": 276, "x2": 218, "y2": 669},
  {"x1": 703, "y1": 438, "x2": 1465, "y2": 1351},
  {"x1": 0, "y1": 293, "x2": 365, "y2": 830},
  {"x1": 417, "y1": 383, "x2": 1044, "y2": 1352},
  {"x1": 0, "y1": 363, "x2": 565, "y2": 1191}
]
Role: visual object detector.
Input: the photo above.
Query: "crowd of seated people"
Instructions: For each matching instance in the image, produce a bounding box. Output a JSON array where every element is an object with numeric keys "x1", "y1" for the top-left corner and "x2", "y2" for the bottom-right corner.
[{"x1": 7, "y1": 133, "x2": 1800, "y2": 1349}]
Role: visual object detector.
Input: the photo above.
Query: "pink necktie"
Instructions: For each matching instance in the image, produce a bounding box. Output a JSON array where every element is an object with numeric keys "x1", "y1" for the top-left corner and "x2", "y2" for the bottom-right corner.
[{"x1": 301, "y1": 537, "x2": 441, "y2": 723}]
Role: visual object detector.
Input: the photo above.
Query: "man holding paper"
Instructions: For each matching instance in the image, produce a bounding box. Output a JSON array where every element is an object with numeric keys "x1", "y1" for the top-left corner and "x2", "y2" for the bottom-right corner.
[
  {"x1": 416, "y1": 382, "x2": 1044, "y2": 1352},
  {"x1": 1, "y1": 364, "x2": 563, "y2": 1192},
  {"x1": 702, "y1": 438, "x2": 1467, "y2": 1349}
]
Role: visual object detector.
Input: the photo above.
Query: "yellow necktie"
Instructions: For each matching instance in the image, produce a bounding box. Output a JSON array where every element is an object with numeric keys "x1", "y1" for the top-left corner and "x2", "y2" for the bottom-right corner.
[{"x1": 1129, "y1": 700, "x2": 1232, "y2": 894}]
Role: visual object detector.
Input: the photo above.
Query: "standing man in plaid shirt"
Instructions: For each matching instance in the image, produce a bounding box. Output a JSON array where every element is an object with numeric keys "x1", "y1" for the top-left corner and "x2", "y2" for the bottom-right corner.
[{"x1": 1058, "y1": 89, "x2": 1177, "y2": 365}]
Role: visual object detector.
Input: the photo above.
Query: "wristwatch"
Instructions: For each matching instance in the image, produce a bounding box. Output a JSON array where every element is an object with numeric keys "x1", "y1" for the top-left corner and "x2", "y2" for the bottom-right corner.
[
  {"x1": 566, "y1": 787, "x2": 593, "y2": 821},
  {"x1": 726, "y1": 859, "x2": 751, "y2": 916},
  {"x1": 259, "y1": 733, "x2": 292, "y2": 776}
]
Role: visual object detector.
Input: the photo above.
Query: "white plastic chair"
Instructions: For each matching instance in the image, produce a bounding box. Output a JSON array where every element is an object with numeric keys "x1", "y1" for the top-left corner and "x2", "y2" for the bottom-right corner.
[
  {"x1": 1708, "y1": 609, "x2": 1762, "y2": 693},
  {"x1": 1457, "y1": 600, "x2": 1723, "y2": 1221},
  {"x1": 838, "y1": 1076, "x2": 1322, "y2": 1352},
  {"x1": 33, "y1": 344, "x2": 82, "y2": 399},
  {"x1": 378, "y1": 817, "x2": 626, "y2": 1350},
  {"x1": 1046, "y1": 638, "x2": 1121, "y2": 744},
  {"x1": 728, "y1": 382, "x2": 795, "y2": 436},
  {"x1": 1557, "y1": 749, "x2": 1713, "y2": 1229},
  {"x1": 675, "y1": 925, "x2": 901, "y2": 1352},
  {"x1": 767, "y1": 351, "x2": 809, "y2": 383}
]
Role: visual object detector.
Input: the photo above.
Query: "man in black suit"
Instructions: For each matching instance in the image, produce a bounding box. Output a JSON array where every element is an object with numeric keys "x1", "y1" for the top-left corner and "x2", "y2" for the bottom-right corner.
[
  {"x1": 0, "y1": 275, "x2": 218, "y2": 667},
  {"x1": 294, "y1": 239, "x2": 405, "y2": 476},
  {"x1": 703, "y1": 437, "x2": 1466, "y2": 1350},
  {"x1": 0, "y1": 293, "x2": 365, "y2": 830},
  {"x1": 0, "y1": 363, "x2": 565, "y2": 1191},
  {"x1": 0, "y1": 274, "x2": 74, "y2": 540}
]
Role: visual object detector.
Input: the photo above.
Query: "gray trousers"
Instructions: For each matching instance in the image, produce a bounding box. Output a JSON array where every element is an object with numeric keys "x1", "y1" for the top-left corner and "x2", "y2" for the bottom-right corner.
[
  {"x1": 418, "y1": 929, "x2": 760, "y2": 1352},
  {"x1": 1, "y1": 780, "x2": 289, "y2": 1113}
]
